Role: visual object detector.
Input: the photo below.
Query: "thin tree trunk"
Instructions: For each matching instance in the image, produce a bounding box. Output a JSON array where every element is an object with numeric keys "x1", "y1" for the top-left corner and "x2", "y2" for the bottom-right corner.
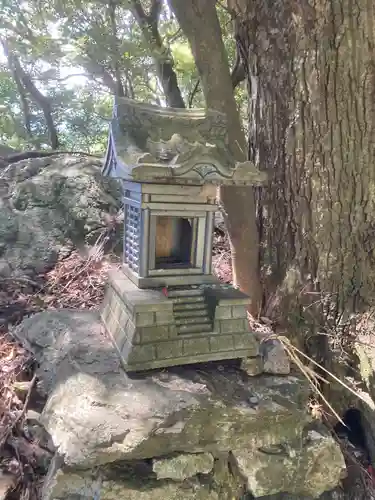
[
  {"x1": 10, "y1": 65, "x2": 32, "y2": 138},
  {"x1": 2, "y1": 40, "x2": 32, "y2": 139},
  {"x1": 131, "y1": 0, "x2": 185, "y2": 108},
  {"x1": 108, "y1": 0, "x2": 126, "y2": 97},
  {"x1": 169, "y1": 0, "x2": 263, "y2": 313},
  {"x1": 4, "y1": 45, "x2": 59, "y2": 150}
]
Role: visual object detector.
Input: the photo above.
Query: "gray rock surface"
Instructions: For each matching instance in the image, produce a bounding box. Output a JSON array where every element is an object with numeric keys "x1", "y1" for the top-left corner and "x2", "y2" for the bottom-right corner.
[
  {"x1": 260, "y1": 338, "x2": 291, "y2": 375},
  {"x1": 0, "y1": 154, "x2": 121, "y2": 278},
  {"x1": 232, "y1": 425, "x2": 346, "y2": 498},
  {"x1": 24, "y1": 410, "x2": 55, "y2": 454},
  {"x1": 153, "y1": 453, "x2": 214, "y2": 481},
  {"x1": 240, "y1": 356, "x2": 264, "y2": 376},
  {"x1": 43, "y1": 456, "x2": 221, "y2": 500},
  {"x1": 13, "y1": 310, "x2": 311, "y2": 469},
  {"x1": 13, "y1": 310, "x2": 346, "y2": 499},
  {"x1": 255, "y1": 491, "x2": 345, "y2": 500}
]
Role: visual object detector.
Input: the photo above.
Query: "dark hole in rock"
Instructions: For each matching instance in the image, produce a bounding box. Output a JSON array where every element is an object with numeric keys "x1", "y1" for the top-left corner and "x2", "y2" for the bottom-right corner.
[
  {"x1": 333, "y1": 408, "x2": 375, "y2": 498},
  {"x1": 334, "y1": 408, "x2": 371, "y2": 464}
]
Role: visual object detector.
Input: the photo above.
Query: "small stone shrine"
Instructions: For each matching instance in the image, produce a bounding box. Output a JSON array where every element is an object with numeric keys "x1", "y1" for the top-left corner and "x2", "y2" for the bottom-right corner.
[{"x1": 101, "y1": 97, "x2": 266, "y2": 372}]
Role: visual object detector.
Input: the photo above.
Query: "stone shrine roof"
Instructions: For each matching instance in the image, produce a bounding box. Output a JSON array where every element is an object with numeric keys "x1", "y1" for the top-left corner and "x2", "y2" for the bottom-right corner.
[{"x1": 103, "y1": 97, "x2": 266, "y2": 186}]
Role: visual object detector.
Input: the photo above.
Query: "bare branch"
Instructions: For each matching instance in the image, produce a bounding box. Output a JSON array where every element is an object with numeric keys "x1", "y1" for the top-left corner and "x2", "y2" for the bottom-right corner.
[
  {"x1": 129, "y1": 0, "x2": 185, "y2": 108},
  {"x1": 216, "y1": 0, "x2": 236, "y2": 18},
  {"x1": 231, "y1": 40, "x2": 246, "y2": 89},
  {"x1": 231, "y1": 58, "x2": 246, "y2": 89},
  {"x1": 188, "y1": 79, "x2": 200, "y2": 108},
  {"x1": 39, "y1": 73, "x2": 88, "y2": 83},
  {"x1": 130, "y1": 0, "x2": 148, "y2": 25},
  {"x1": 166, "y1": 27, "x2": 183, "y2": 44},
  {"x1": 3, "y1": 151, "x2": 102, "y2": 164},
  {"x1": 78, "y1": 57, "x2": 118, "y2": 93},
  {"x1": 2, "y1": 40, "x2": 32, "y2": 137},
  {"x1": 16, "y1": 64, "x2": 59, "y2": 149},
  {"x1": 149, "y1": 0, "x2": 163, "y2": 27},
  {"x1": 124, "y1": 70, "x2": 135, "y2": 98},
  {"x1": 1, "y1": 39, "x2": 59, "y2": 149}
]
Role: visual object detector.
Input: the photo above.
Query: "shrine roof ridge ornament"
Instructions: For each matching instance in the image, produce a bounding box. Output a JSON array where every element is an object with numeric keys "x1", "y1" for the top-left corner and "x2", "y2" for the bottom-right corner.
[{"x1": 103, "y1": 97, "x2": 267, "y2": 186}]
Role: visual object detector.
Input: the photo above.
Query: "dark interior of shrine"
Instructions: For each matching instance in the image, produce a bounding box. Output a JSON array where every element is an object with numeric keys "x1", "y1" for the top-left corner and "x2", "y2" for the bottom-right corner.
[{"x1": 155, "y1": 216, "x2": 193, "y2": 269}]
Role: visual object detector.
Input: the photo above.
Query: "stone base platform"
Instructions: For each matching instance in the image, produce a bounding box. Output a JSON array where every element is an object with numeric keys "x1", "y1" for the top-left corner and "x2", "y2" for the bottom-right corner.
[{"x1": 100, "y1": 269, "x2": 259, "y2": 372}]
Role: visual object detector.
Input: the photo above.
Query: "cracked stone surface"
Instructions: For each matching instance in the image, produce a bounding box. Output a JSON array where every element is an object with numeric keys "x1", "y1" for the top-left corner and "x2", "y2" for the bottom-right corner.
[
  {"x1": 260, "y1": 338, "x2": 291, "y2": 375},
  {"x1": 13, "y1": 309, "x2": 346, "y2": 499},
  {"x1": 13, "y1": 309, "x2": 311, "y2": 468},
  {"x1": 43, "y1": 456, "x2": 221, "y2": 500}
]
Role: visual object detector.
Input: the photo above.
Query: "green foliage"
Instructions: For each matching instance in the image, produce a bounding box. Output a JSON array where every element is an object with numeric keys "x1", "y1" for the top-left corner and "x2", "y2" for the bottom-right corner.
[
  {"x1": 0, "y1": 67, "x2": 28, "y2": 149},
  {"x1": 0, "y1": 63, "x2": 111, "y2": 152},
  {"x1": 55, "y1": 89, "x2": 112, "y2": 153},
  {"x1": 0, "y1": 0, "x2": 243, "y2": 152}
]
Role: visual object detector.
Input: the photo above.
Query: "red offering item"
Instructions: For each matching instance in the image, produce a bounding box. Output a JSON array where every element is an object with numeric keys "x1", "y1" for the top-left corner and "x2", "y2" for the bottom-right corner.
[
  {"x1": 367, "y1": 465, "x2": 375, "y2": 484},
  {"x1": 162, "y1": 287, "x2": 168, "y2": 297}
]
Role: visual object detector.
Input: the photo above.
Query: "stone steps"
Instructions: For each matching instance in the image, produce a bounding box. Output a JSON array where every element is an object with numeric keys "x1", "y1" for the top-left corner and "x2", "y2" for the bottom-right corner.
[
  {"x1": 174, "y1": 302, "x2": 208, "y2": 312},
  {"x1": 165, "y1": 287, "x2": 203, "y2": 298},
  {"x1": 168, "y1": 286, "x2": 213, "y2": 335},
  {"x1": 175, "y1": 316, "x2": 211, "y2": 327},
  {"x1": 177, "y1": 323, "x2": 213, "y2": 335},
  {"x1": 174, "y1": 307, "x2": 209, "y2": 318},
  {"x1": 172, "y1": 295, "x2": 205, "y2": 304}
]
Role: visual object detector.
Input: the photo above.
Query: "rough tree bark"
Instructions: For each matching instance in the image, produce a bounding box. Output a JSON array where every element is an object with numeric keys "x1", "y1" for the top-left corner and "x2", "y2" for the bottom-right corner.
[
  {"x1": 230, "y1": 0, "x2": 375, "y2": 342},
  {"x1": 169, "y1": 0, "x2": 263, "y2": 313}
]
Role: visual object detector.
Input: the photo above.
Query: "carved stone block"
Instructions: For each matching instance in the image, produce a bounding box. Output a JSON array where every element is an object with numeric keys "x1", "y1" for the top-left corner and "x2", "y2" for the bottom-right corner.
[{"x1": 101, "y1": 271, "x2": 259, "y2": 372}]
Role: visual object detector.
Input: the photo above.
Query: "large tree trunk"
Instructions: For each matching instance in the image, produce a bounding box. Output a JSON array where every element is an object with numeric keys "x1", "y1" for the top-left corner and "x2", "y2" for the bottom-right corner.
[
  {"x1": 231, "y1": 0, "x2": 375, "y2": 344},
  {"x1": 169, "y1": 0, "x2": 263, "y2": 313}
]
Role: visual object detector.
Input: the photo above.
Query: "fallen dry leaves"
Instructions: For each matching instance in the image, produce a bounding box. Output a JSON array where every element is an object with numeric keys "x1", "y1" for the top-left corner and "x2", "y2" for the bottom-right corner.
[
  {"x1": 0, "y1": 333, "x2": 38, "y2": 499},
  {"x1": 41, "y1": 247, "x2": 114, "y2": 310},
  {"x1": 0, "y1": 243, "x2": 119, "y2": 499}
]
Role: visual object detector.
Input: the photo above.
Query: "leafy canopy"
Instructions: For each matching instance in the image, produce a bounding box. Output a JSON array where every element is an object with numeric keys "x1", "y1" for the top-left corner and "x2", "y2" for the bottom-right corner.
[{"x1": 0, "y1": 0, "x2": 244, "y2": 153}]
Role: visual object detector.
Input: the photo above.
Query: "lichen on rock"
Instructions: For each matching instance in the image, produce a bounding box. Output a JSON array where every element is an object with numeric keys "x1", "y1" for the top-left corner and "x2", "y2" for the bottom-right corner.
[{"x1": 0, "y1": 154, "x2": 122, "y2": 278}]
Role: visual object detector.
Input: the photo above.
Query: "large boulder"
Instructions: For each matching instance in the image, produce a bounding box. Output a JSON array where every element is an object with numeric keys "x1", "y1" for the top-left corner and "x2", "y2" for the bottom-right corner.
[
  {"x1": 13, "y1": 309, "x2": 311, "y2": 468},
  {"x1": 0, "y1": 154, "x2": 122, "y2": 278},
  {"x1": 13, "y1": 309, "x2": 345, "y2": 499}
]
